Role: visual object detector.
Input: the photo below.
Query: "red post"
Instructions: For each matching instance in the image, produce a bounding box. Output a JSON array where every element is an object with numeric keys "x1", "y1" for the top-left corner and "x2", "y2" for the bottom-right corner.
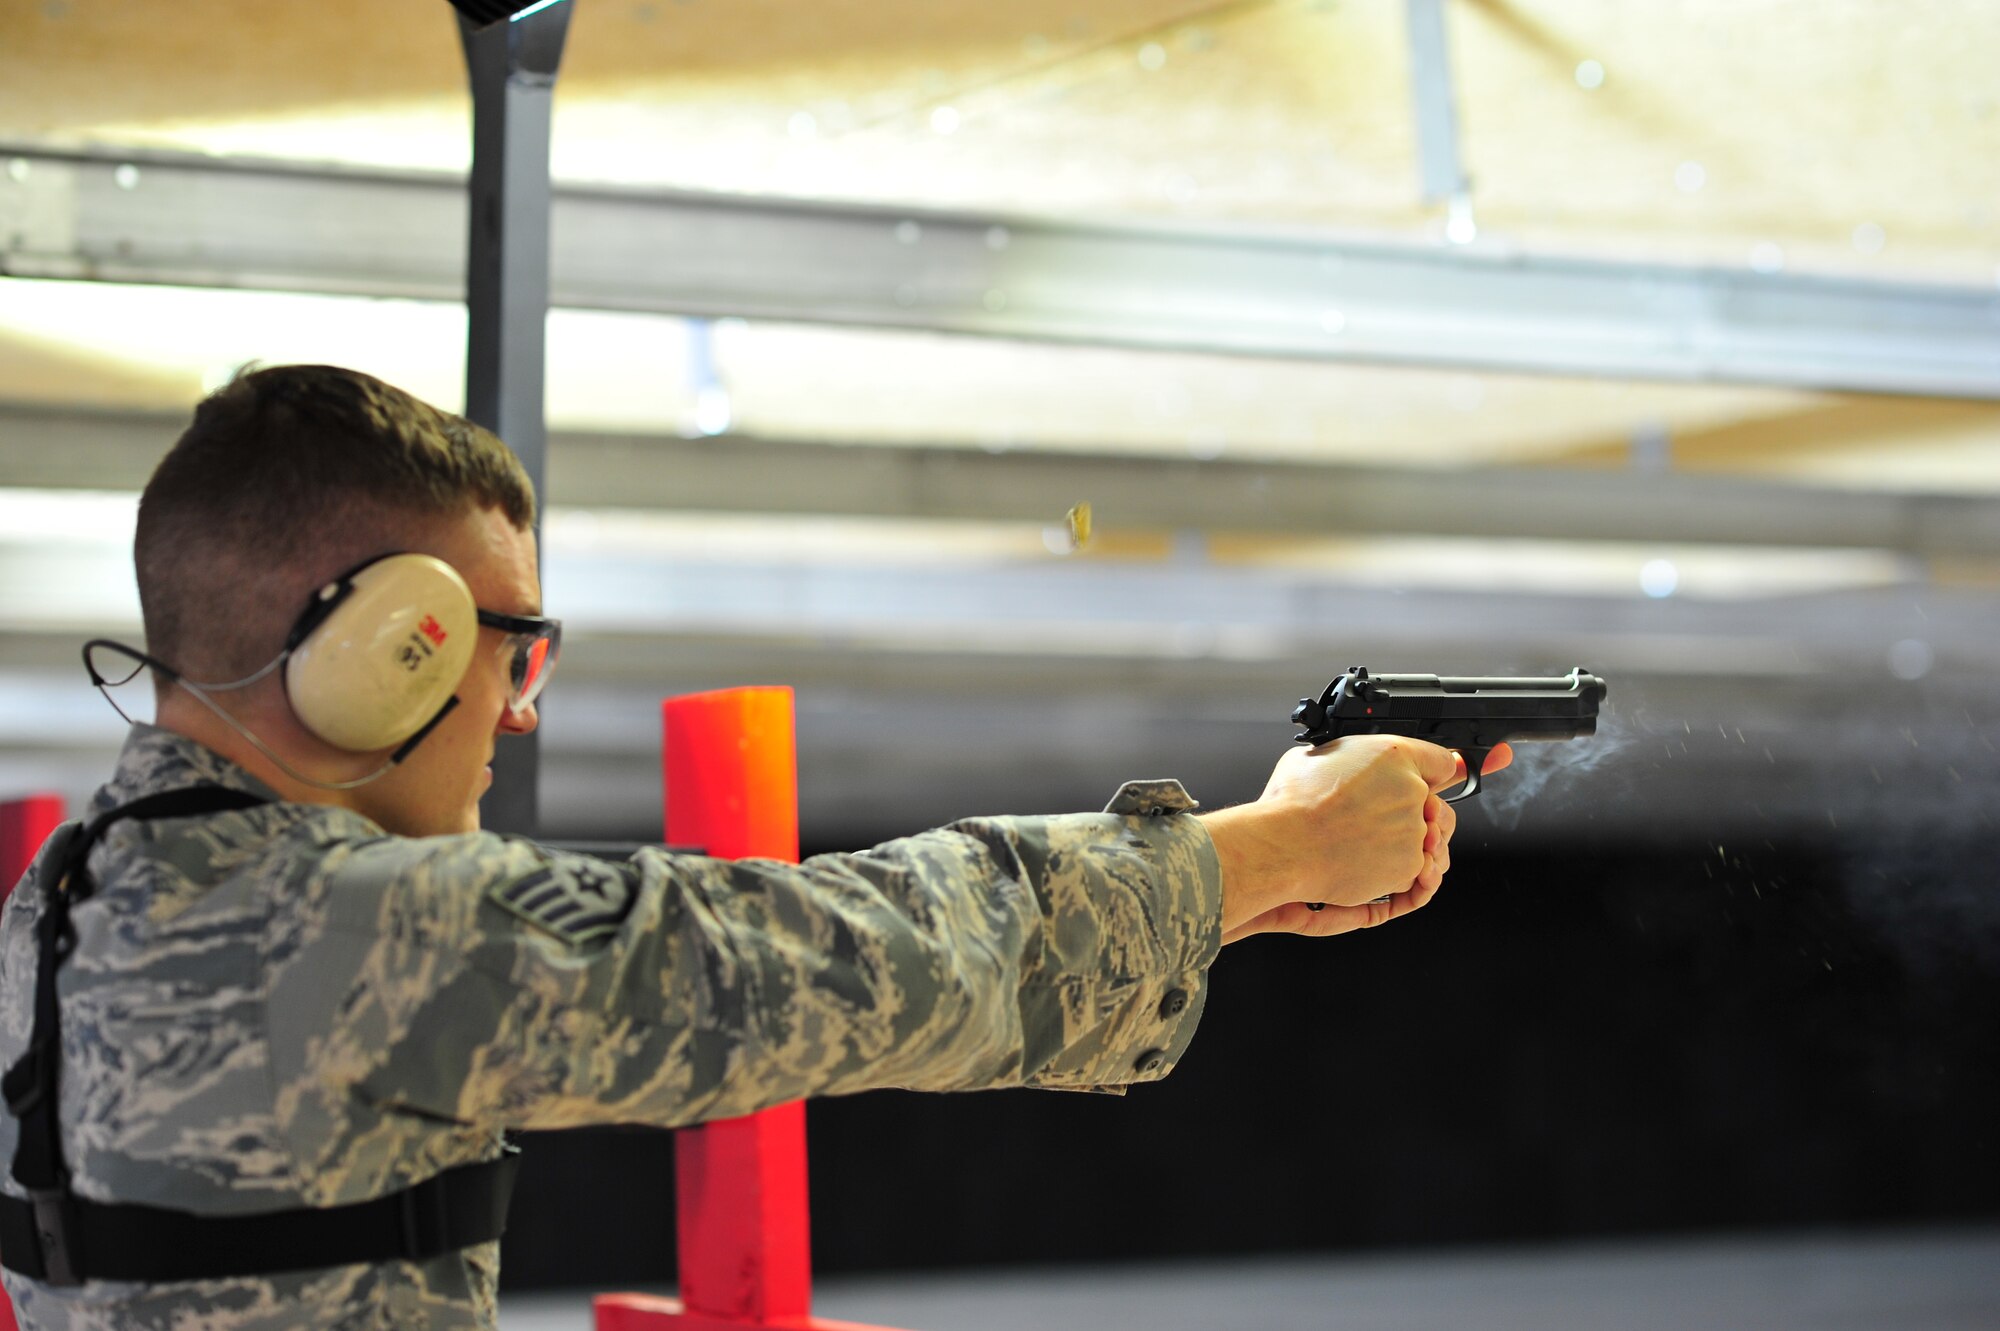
[
  {"x1": 594, "y1": 689, "x2": 909, "y2": 1331},
  {"x1": 0, "y1": 794, "x2": 66, "y2": 903},
  {"x1": 0, "y1": 793, "x2": 62, "y2": 1331}
]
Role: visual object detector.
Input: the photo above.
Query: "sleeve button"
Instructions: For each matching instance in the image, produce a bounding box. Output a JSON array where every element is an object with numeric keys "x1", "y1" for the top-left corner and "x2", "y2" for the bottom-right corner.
[
  {"x1": 1158, "y1": 988, "x2": 1188, "y2": 1019},
  {"x1": 1133, "y1": 1049, "x2": 1166, "y2": 1075}
]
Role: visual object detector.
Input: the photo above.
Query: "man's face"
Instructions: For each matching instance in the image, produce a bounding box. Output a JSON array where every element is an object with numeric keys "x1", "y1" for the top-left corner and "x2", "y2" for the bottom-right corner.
[{"x1": 346, "y1": 505, "x2": 544, "y2": 837}]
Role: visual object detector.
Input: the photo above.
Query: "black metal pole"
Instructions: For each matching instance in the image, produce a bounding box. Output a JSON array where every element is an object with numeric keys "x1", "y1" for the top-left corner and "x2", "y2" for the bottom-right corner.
[
  {"x1": 459, "y1": 3, "x2": 571, "y2": 837},
  {"x1": 1404, "y1": 0, "x2": 1469, "y2": 205}
]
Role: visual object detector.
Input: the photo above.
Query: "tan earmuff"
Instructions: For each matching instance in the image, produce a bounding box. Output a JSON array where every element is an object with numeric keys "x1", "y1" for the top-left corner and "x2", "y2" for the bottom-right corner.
[{"x1": 283, "y1": 554, "x2": 479, "y2": 753}]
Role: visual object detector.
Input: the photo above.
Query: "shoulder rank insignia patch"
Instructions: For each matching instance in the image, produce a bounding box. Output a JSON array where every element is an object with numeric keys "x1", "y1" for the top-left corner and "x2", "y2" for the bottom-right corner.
[{"x1": 488, "y1": 858, "x2": 636, "y2": 946}]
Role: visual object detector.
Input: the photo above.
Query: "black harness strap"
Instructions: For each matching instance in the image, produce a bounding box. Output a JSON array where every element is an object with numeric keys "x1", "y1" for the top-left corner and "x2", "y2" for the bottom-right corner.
[
  {"x1": 0, "y1": 1154, "x2": 521, "y2": 1284},
  {"x1": 0, "y1": 785, "x2": 519, "y2": 1286}
]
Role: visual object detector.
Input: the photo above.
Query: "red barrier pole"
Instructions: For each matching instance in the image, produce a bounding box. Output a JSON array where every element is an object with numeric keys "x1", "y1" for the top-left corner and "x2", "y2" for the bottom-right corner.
[
  {"x1": 0, "y1": 794, "x2": 65, "y2": 902},
  {"x1": 0, "y1": 793, "x2": 64, "y2": 1331},
  {"x1": 595, "y1": 689, "x2": 908, "y2": 1331}
]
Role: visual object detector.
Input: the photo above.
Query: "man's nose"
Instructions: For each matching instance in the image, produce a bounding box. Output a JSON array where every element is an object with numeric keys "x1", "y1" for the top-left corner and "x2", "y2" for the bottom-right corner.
[{"x1": 499, "y1": 700, "x2": 539, "y2": 736}]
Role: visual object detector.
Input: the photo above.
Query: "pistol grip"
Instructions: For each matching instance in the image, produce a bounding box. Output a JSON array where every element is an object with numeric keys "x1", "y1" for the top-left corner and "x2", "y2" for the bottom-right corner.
[{"x1": 1443, "y1": 748, "x2": 1490, "y2": 804}]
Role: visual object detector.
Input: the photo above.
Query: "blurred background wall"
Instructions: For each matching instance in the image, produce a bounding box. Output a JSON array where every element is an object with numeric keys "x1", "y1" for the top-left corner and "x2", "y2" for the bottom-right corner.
[{"x1": 0, "y1": 0, "x2": 1995, "y2": 1299}]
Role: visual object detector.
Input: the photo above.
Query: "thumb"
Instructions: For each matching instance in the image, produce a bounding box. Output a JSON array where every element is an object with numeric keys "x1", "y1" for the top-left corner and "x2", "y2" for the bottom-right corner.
[{"x1": 1408, "y1": 740, "x2": 1464, "y2": 794}]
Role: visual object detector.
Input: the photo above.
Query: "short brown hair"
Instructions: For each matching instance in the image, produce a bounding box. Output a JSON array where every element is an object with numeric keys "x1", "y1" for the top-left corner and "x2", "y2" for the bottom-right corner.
[{"x1": 135, "y1": 364, "x2": 537, "y2": 682}]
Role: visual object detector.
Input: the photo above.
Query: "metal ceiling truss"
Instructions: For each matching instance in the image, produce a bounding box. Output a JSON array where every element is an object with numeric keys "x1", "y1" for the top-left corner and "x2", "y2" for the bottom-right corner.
[
  {"x1": 4, "y1": 405, "x2": 1995, "y2": 560},
  {"x1": 3, "y1": 144, "x2": 1998, "y2": 398},
  {"x1": 1403, "y1": 0, "x2": 1470, "y2": 209}
]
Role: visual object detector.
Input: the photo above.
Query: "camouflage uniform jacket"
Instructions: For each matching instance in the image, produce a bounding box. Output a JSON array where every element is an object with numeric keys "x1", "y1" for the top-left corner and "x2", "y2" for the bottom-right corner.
[{"x1": 0, "y1": 725, "x2": 1221, "y2": 1329}]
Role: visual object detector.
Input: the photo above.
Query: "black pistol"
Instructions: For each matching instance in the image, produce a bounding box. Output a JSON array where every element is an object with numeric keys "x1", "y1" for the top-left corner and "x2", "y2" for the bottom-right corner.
[{"x1": 1291, "y1": 667, "x2": 1608, "y2": 803}]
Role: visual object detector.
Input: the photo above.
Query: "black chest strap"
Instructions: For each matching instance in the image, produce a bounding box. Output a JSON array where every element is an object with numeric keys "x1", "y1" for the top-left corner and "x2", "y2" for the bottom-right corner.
[
  {"x1": 0, "y1": 784, "x2": 520, "y2": 1286},
  {"x1": 0, "y1": 1152, "x2": 521, "y2": 1284}
]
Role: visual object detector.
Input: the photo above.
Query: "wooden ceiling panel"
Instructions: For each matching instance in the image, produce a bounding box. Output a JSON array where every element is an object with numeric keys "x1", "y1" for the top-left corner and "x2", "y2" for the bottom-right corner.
[
  {"x1": 4, "y1": 0, "x2": 1996, "y2": 486},
  {"x1": 9, "y1": 0, "x2": 1993, "y2": 276},
  {"x1": 1454, "y1": 0, "x2": 2000, "y2": 278},
  {"x1": 2, "y1": 0, "x2": 461, "y2": 131}
]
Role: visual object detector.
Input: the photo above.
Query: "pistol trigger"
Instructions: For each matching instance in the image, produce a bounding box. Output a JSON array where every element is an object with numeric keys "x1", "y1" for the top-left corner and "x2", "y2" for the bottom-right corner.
[{"x1": 1444, "y1": 748, "x2": 1490, "y2": 804}]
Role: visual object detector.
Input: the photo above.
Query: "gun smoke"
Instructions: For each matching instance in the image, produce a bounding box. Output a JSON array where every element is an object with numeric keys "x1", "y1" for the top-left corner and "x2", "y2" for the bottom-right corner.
[
  {"x1": 1468, "y1": 699, "x2": 1638, "y2": 834},
  {"x1": 1463, "y1": 675, "x2": 2000, "y2": 980}
]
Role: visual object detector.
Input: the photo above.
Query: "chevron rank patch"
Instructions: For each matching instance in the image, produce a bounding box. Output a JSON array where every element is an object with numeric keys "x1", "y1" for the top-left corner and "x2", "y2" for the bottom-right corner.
[{"x1": 488, "y1": 858, "x2": 636, "y2": 945}]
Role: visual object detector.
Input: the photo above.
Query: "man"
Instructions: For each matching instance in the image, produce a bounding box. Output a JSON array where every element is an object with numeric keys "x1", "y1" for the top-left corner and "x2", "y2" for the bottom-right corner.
[{"x1": 0, "y1": 365, "x2": 1506, "y2": 1329}]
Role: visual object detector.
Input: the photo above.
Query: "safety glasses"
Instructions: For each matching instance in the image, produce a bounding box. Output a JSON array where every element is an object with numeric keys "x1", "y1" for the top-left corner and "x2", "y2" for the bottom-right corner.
[{"x1": 476, "y1": 609, "x2": 562, "y2": 715}]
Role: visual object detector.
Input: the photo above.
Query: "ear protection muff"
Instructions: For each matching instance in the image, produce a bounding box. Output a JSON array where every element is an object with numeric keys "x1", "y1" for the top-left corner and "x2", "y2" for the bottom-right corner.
[{"x1": 283, "y1": 554, "x2": 480, "y2": 753}]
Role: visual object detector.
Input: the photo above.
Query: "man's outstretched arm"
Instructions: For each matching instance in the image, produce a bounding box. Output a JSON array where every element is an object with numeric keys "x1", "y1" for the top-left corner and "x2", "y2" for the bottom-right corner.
[{"x1": 265, "y1": 784, "x2": 1220, "y2": 1153}]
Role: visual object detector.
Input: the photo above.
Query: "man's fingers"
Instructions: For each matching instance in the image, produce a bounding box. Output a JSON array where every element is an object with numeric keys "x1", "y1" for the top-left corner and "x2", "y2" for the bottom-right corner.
[
  {"x1": 1299, "y1": 894, "x2": 1407, "y2": 936},
  {"x1": 1424, "y1": 793, "x2": 1456, "y2": 845},
  {"x1": 1480, "y1": 742, "x2": 1516, "y2": 774},
  {"x1": 1228, "y1": 875, "x2": 1447, "y2": 942}
]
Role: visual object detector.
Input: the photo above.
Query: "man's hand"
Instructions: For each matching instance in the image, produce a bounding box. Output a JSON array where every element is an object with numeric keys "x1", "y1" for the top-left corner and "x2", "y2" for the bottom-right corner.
[{"x1": 1196, "y1": 737, "x2": 1513, "y2": 944}]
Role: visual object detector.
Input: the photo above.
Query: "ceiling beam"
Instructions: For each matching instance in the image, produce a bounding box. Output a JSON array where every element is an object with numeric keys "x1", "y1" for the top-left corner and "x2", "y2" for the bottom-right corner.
[
  {"x1": 4, "y1": 405, "x2": 1997, "y2": 559},
  {"x1": 4, "y1": 143, "x2": 1998, "y2": 398}
]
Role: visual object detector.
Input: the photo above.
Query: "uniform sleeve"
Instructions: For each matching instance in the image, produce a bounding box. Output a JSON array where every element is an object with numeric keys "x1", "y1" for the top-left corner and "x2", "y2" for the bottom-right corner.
[{"x1": 263, "y1": 785, "x2": 1221, "y2": 1132}]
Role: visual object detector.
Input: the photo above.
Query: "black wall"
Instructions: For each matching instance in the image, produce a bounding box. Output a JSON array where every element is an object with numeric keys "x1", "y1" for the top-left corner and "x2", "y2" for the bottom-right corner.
[{"x1": 498, "y1": 830, "x2": 2000, "y2": 1288}]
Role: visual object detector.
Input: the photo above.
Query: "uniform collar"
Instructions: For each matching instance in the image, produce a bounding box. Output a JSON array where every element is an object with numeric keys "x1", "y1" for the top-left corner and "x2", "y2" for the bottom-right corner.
[{"x1": 93, "y1": 724, "x2": 286, "y2": 816}]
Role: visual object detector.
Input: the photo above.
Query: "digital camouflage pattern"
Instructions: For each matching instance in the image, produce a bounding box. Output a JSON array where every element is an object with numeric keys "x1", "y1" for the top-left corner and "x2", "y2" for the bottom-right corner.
[{"x1": 0, "y1": 726, "x2": 1221, "y2": 1329}]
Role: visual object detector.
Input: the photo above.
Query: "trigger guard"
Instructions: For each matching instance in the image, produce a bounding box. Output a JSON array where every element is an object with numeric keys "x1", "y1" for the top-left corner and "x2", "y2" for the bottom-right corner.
[{"x1": 1442, "y1": 752, "x2": 1488, "y2": 803}]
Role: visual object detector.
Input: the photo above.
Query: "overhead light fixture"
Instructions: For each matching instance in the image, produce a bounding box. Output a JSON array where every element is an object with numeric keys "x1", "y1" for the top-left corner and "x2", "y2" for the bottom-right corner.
[{"x1": 445, "y1": 0, "x2": 568, "y2": 29}]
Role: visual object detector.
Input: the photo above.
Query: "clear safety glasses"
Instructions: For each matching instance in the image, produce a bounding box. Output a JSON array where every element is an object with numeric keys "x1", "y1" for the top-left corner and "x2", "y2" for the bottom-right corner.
[{"x1": 475, "y1": 609, "x2": 562, "y2": 715}]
